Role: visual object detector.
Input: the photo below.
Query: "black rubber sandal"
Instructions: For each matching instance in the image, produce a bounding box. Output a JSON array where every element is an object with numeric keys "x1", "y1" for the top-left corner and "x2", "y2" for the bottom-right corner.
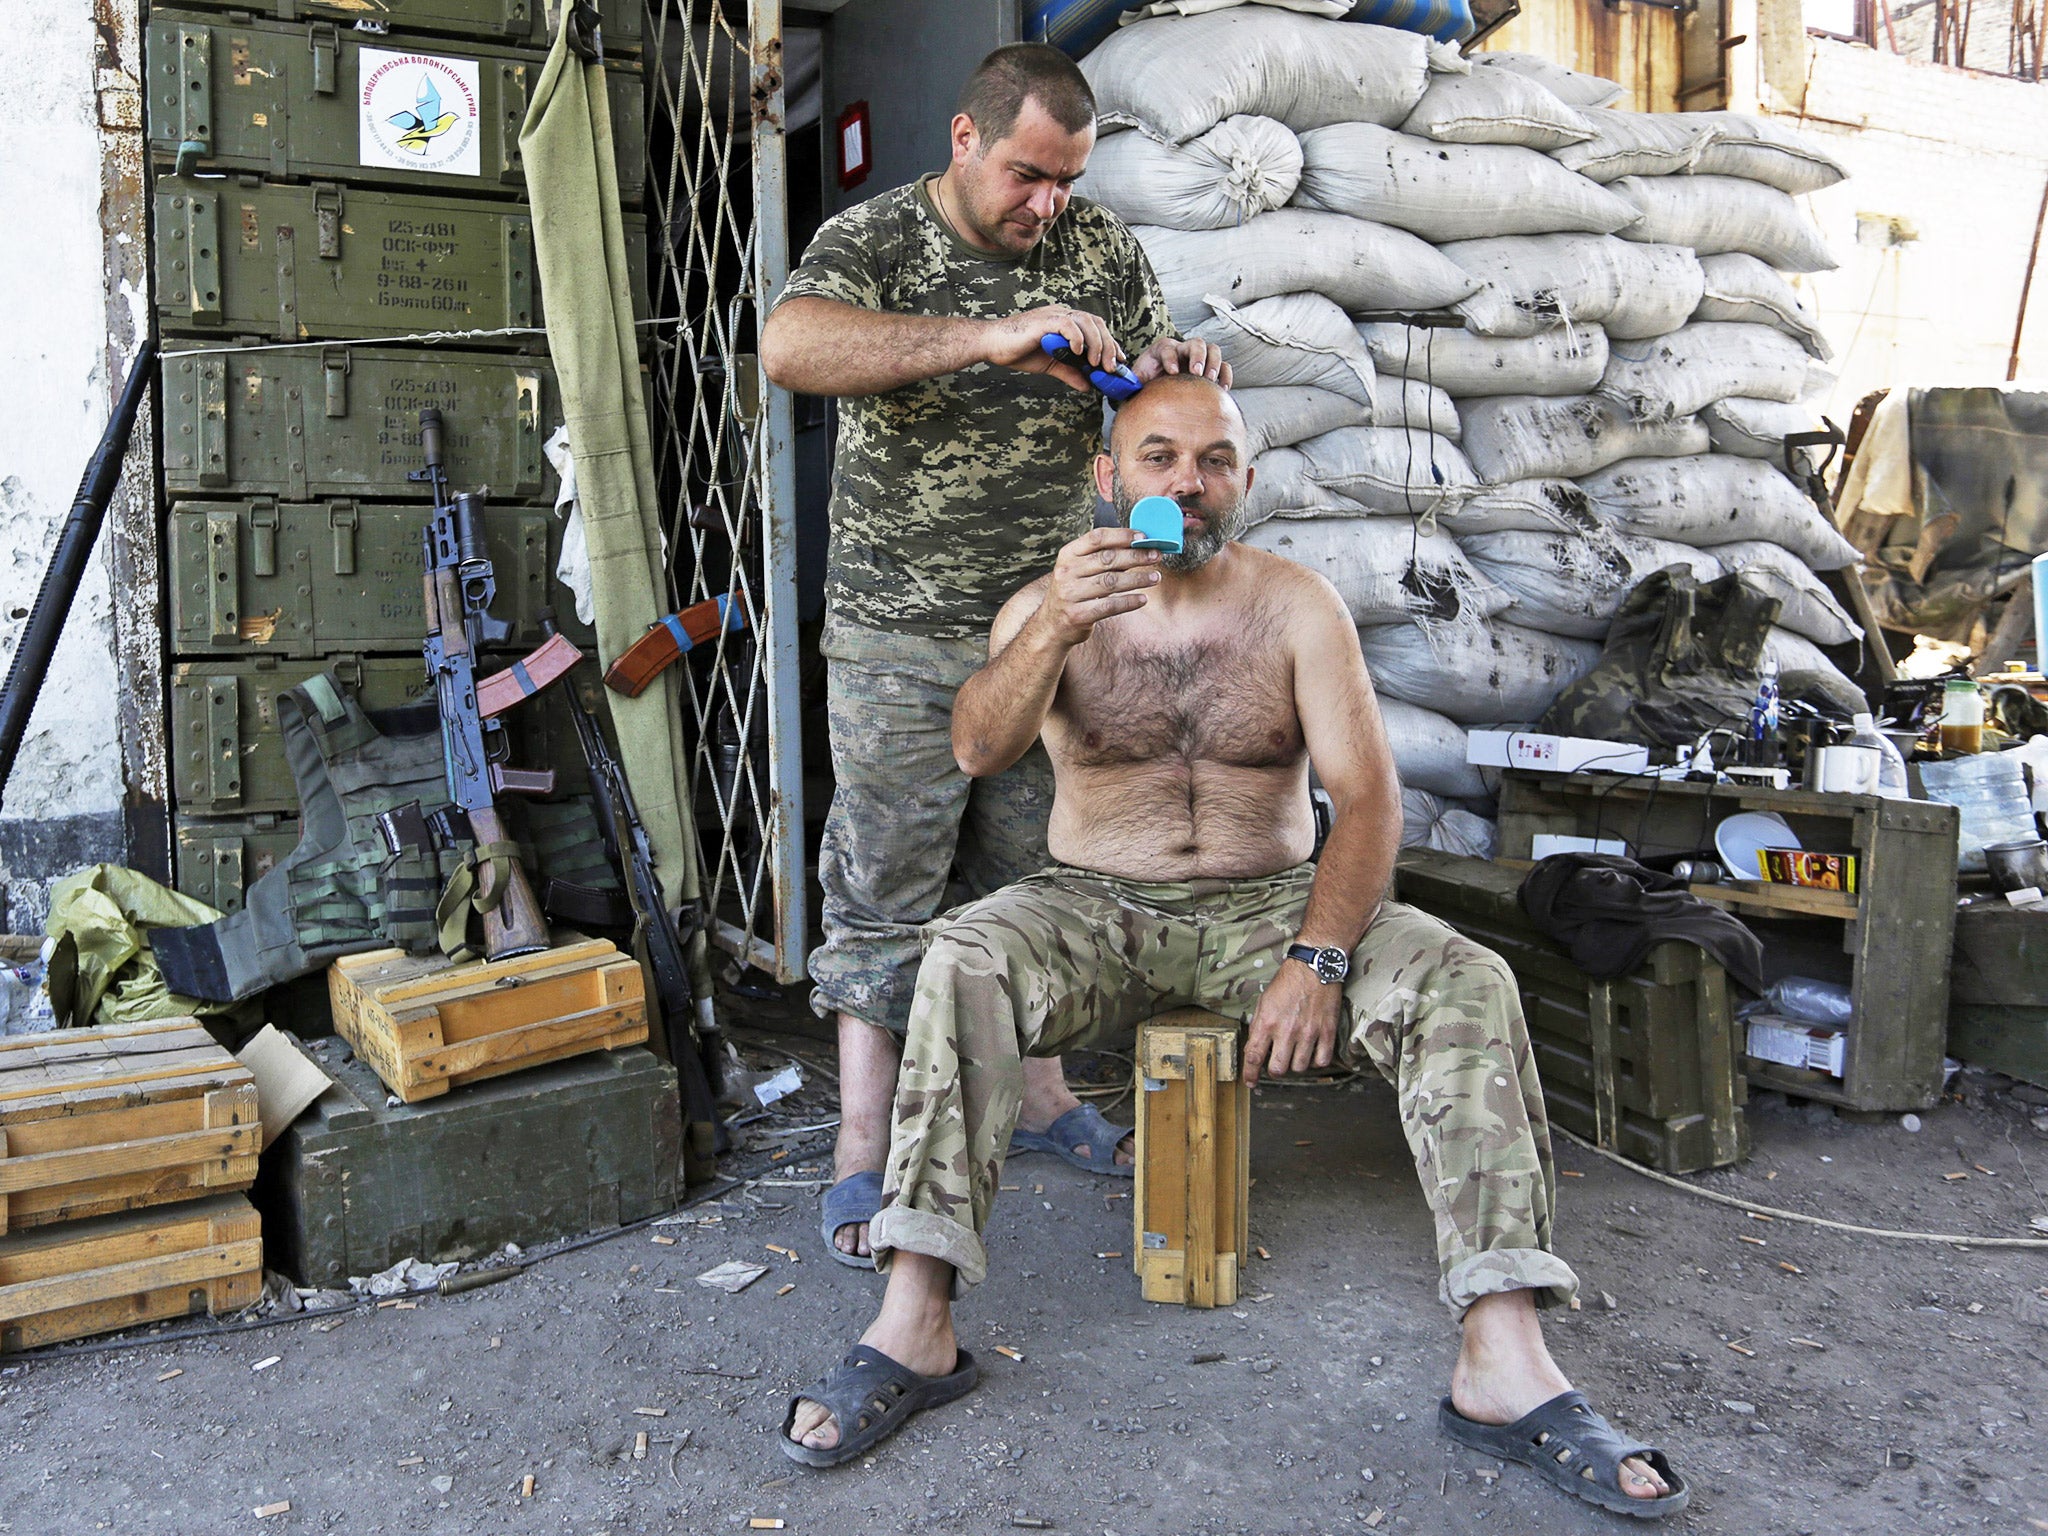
[
  {"x1": 779, "y1": 1344, "x2": 979, "y2": 1468},
  {"x1": 1438, "y1": 1390, "x2": 1689, "y2": 1519}
]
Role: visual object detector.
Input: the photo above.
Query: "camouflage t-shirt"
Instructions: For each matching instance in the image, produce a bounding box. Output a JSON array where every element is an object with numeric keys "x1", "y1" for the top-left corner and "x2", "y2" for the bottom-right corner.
[{"x1": 777, "y1": 176, "x2": 1173, "y2": 638}]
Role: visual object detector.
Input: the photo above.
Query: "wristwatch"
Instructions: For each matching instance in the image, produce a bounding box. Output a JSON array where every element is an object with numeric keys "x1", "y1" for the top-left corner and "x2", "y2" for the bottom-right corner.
[{"x1": 1284, "y1": 942, "x2": 1349, "y2": 984}]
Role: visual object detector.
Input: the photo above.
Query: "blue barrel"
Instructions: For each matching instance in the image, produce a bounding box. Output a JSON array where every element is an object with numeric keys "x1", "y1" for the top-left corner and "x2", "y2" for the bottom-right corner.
[{"x1": 1028, "y1": 0, "x2": 1474, "y2": 60}]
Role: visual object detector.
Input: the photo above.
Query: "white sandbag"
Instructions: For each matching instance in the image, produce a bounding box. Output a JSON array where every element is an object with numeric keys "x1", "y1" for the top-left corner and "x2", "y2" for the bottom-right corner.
[
  {"x1": 1235, "y1": 386, "x2": 1366, "y2": 457},
  {"x1": 1122, "y1": 0, "x2": 1353, "y2": 20},
  {"x1": 1294, "y1": 424, "x2": 1480, "y2": 513},
  {"x1": 1460, "y1": 394, "x2": 1710, "y2": 484},
  {"x1": 1552, "y1": 110, "x2": 1719, "y2": 182},
  {"x1": 1701, "y1": 396, "x2": 1818, "y2": 462},
  {"x1": 1459, "y1": 529, "x2": 1719, "y2": 638},
  {"x1": 1684, "y1": 112, "x2": 1848, "y2": 196},
  {"x1": 1401, "y1": 787, "x2": 1499, "y2": 860},
  {"x1": 1295, "y1": 124, "x2": 1638, "y2": 241},
  {"x1": 1243, "y1": 446, "x2": 1367, "y2": 525},
  {"x1": 1135, "y1": 212, "x2": 1481, "y2": 330},
  {"x1": 1190, "y1": 293, "x2": 1378, "y2": 406},
  {"x1": 1246, "y1": 516, "x2": 1502, "y2": 626},
  {"x1": 1468, "y1": 52, "x2": 1627, "y2": 110},
  {"x1": 1576, "y1": 455, "x2": 1863, "y2": 569},
  {"x1": 1380, "y1": 698, "x2": 1489, "y2": 799},
  {"x1": 1610, "y1": 175, "x2": 1838, "y2": 273},
  {"x1": 1078, "y1": 117, "x2": 1303, "y2": 231},
  {"x1": 1694, "y1": 253, "x2": 1830, "y2": 359},
  {"x1": 1762, "y1": 627, "x2": 1868, "y2": 716},
  {"x1": 1371, "y1": 375, "x2": 1461, "y2": 440},
  {"x1": 1710, "y1": 540, "x2": 1861, "y2": 647},
  {"x1": 1360, "y1": 618, "x2": 1602, "y2": 724},
  {"x1": 1081, "y1": 9, "x2": 1433, "y2": 144},
  {"x1": 1441, "y1": 234, "x2": 1705, "y2": 341},
  {"x1": 1357, "y1": 322, "x2": 1607, "y2": 397},
  {"x1": 1596, "y1": 322, "x2": 1816, "y2": 424},
  {"x1": 1398, "y1": 67, "x2": 1593, "y2": 151},
  {"x1": 1437, "y1": 478, "x2": 1605, "y2": 536}
]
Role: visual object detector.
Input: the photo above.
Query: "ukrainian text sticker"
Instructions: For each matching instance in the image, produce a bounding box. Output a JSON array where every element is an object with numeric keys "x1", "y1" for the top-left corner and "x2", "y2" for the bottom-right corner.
[{"x1": 359, "y1": 48, "x2": 482, "y2": 177}]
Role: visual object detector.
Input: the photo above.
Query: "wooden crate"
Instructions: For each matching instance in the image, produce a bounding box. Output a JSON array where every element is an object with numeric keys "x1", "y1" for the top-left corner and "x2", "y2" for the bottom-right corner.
[
  {"x1": 0, "y1": 1193, "x2": 263, "y2": 1351},
  {"x1": 1133, "y1": 1010, "x2": 1250, "y2": 1308},
  {"x1": 1397, "y1": 849, "x2": 1747, "y2": 1174},
  {"x1": 1947, "y1": 905, "x2": 2048, "y2": 1090},
  {"x1": 328, "y1": 939, "x2": 647, "y2": 1103},
  {"x1": 0, "y1": 1019, "x2": 259, "y2": 1234}
]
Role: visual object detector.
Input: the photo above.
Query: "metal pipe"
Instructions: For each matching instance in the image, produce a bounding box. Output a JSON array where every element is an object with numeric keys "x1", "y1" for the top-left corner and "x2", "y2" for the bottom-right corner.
[
  {"x1": 2010, "y1": 170, "x2": 2048, "y2": 381},
  {"x1": 0, "y1": 338, "x2": 158, "y2": 815},
  {"x1": 749, "y1": 0, "x2": 810, "y2": 985}
]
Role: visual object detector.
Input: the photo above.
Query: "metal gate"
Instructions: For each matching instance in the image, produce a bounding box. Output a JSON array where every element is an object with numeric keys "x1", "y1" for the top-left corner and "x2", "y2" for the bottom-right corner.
[{"x1": 644, "y1": 0, "x2": 807, "y2": 983}]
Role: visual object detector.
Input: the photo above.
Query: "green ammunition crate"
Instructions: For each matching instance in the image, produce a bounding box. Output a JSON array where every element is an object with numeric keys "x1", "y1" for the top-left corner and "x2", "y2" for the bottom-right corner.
[
  {"x1": 252, "y1": 1042, "x2": 681, "y2": 1286},
  {"x1": 174, "y1": 813, "x2": 302, "y2": 914},
  {"x1": 169, "y1": 655, "x2": 594, "y2": 816},
  {"x1": 166, "y1": 499, "x2": 594, "y2": 656},
  {"x1": 162, "y1": 346, "x2": 553, "y2": 501},
  {"x1": 162, "y1": 0, "x2": 642, "y2": 54},
  {"x1": 156, "y1": 179, "x2": 647, "y2": 345},
  {"x1": 1394, "y1": 849, "x2": 1748, "y2": 1174},
  {"x1": 145, "y1": 13, "x2": 642, "y2": 202}
]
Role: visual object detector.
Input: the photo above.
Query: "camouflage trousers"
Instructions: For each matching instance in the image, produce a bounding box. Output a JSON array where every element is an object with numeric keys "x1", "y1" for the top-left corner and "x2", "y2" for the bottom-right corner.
[
  {"x1": 867, "y1": 863, "x2": 1580, "y2": 1317},
  {"x1": 808, "y1": 615, "x2": 1055, "y2": 1035}
]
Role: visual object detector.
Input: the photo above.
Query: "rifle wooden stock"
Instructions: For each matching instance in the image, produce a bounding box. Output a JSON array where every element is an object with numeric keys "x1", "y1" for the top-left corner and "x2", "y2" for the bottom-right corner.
[
  {"x1": 468, "y1": 805, "x2": 551, "y2": 961},
  {"x1": 603, "y1": 595, "x2": 749, "y2": 698},
  {"x1": 476, "y1": 632, "x2": 583, "y2": 718}
]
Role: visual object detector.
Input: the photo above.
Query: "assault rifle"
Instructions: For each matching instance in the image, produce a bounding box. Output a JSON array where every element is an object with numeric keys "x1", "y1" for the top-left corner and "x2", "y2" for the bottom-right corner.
[
  {"x1": 541, "y1": 608, "x2": 725, "y2": 1176},
  {"x1": 417, "y1": 407, "x2": 583, "y2": 961}
]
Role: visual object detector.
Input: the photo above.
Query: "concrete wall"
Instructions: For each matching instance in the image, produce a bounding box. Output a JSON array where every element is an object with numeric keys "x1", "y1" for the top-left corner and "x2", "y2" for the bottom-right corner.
[
  {"x1": 1729, "y1": 3, "x2": 2048, "y2": 419},
  {"x1": 0, "y1": 0, "x2": 155, "y2": 931}
]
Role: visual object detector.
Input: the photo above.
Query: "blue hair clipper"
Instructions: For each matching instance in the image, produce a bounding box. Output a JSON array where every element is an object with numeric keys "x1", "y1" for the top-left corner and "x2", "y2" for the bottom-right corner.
[{"x1": 1040, "y1": 333, "x2": 1143, "y2": 402}]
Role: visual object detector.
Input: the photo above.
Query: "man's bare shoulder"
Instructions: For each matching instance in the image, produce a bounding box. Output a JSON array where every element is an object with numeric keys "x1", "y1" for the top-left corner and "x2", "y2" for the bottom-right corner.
[{"x1": 1224, "y1": 543, "x2": 1352, "y2": 628}]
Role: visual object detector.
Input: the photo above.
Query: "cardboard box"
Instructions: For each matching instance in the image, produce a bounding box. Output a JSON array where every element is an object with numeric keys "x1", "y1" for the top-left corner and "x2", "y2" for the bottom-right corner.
[{"x1": 1746, "y1": 1016, "x2": 1847, "y2": 1078}]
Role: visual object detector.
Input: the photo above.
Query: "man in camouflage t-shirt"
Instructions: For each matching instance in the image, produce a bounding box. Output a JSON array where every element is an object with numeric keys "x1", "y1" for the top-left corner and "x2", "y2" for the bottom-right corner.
[{"x1": 760, "y1": 43, "x2": 1228, "y2": 1264}]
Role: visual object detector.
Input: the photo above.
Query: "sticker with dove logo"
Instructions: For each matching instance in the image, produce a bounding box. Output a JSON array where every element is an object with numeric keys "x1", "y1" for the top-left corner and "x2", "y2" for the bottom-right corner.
[{"x1": 359, "y1": 48, "x2": 481, "y2": 176}]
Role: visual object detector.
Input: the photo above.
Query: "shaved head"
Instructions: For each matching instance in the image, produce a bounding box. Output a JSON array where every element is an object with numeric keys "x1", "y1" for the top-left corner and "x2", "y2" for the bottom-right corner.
[
  {"x1": 1098, "y1": 373, "x2": 1253, "y2": 573},
  {"x1": 1108, "y1": 373, "x2": 1248, "y2": 461}
]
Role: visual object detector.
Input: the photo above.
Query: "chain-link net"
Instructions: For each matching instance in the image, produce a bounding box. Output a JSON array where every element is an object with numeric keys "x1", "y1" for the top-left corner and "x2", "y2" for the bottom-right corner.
[{"x1": 644, "y1": 0, "x2": 805, "y2": 980}]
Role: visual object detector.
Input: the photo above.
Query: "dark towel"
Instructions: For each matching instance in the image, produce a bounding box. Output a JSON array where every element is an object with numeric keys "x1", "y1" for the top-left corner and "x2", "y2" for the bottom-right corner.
[{"x1": 1518, "y1": 853, "x2": 1767, "y2": 996}]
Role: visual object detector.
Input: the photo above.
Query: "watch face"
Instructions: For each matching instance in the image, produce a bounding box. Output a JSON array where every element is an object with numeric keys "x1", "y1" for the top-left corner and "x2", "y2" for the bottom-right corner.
[{"x1": 1313, "y1": 947, "x2": 1348, "y2": 984}]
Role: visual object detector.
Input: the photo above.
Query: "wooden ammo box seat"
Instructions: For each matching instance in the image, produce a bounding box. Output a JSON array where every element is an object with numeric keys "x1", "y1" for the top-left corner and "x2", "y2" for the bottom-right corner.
[
  {"x1": 0, "y1": 1019, "x2": 259, "y2": 1234},
  {"x1": 329, "y1": 938, "x2": 647, "y2": 1104},
  {"x1": 1395, "y1": 849, "x2": 1747, "y2": 1174},
  {"x1": 1133, "y1": 1010, "x2": 1250, "y2": 1308}
]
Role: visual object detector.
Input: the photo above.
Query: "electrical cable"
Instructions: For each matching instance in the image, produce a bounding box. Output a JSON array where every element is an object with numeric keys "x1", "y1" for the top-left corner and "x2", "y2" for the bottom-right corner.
[{"x1": 1553, "y1": 1126, "x2": 2048, "y2": 1248}]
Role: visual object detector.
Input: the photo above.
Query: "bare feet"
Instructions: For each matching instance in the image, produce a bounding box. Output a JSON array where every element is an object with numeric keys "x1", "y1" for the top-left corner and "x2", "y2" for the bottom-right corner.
[
  {"x1": 831, "y1": 1014, "x2": 900, "y2": 1259},
  {"x1": 1016, "y1": 1056, "x2": 1134, "y2": 1168},
  {"x1": 788, "y1": 1253, "x2": 957, "y2": 1451},
  {"x1": 1451, "y1": 1291, "x2": 1672, "y2": 1503}
]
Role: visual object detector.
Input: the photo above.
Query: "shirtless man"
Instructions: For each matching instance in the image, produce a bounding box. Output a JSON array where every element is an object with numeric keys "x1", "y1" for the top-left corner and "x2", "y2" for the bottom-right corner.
[{"x1": 777, "y1": 376, "x2": 1687, "y2": 1519}]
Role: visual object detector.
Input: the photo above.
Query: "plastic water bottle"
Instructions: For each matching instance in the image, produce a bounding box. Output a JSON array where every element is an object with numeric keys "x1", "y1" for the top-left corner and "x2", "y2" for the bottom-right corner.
[{"x1": 1850, "y1": 712, "x2": 1910, "y2": 799}]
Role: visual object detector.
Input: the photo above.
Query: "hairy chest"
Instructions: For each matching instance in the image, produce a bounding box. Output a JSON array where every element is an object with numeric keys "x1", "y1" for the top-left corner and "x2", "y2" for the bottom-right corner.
[{"x1": 1055, "y1": 631, "x2": 1304, "y2": 771}]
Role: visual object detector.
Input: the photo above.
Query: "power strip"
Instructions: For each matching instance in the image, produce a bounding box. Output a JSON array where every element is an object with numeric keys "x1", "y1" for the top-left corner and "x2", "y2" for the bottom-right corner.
[{"x1": 1724, "y1": 766, "x2": 1791, "y2": 790}]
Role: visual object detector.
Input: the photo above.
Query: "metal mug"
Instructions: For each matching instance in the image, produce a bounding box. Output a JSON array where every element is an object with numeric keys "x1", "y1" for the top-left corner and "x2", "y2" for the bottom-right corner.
[{"x1": 1984, "y1": 838, "x2": 2048, "y2": 894}]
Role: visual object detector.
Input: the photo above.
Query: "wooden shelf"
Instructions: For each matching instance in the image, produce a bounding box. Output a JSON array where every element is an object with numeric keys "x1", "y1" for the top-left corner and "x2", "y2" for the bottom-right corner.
[{"x1": 1690, "y1": 880, "x2": 1860, "y2": 921}]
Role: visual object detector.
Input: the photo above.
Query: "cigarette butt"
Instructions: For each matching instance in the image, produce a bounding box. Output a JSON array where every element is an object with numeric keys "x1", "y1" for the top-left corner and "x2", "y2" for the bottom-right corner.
[
  {"x1": 1000, "y1": 1184, "x2": 1020, "y2": 1191},
  {"x1": 520, "y1": 1474, "x2": 535, "y2": 1497},
  {"x1": 994, "y1": 1345, "x2": 1024, "y2": 1361},
  {"x1": 776, "y1": 1283, "x2": 796, "y2": 1297},
  {"x1": 1943, "y1": 1172, "x2": 1969, "y2": 1181},
  {"x1": 1727, "y1": 1342, "x2": 1756, "y2": 1356},
  {"x1": 1737, "y1": 1235, "x2": 1767, "y2": 1246},
  {"x1": 1765, "y1": 1171, "x2": 1779, "y2": 1181},
  {"x1": 1033, "y1": 1184, "x2": 1043, "y2": 1194},
  {"x1": 1778, "y1": 1261, "x2": 1804, "y2": 1275},
  {"x1": 748, "y1": 1520, "x2": 785, "y2": 1530},
  {"x1": 254, "y1": 1502, "x2": 291, "y2": 1519},
  {"x1": 1789, "y1": 1337, "x2": 1827, "y2": 1350},
  {"x1": 1294, "y1": 1139, "x2": 1312, "y2": 1147},
  {"x1": 252, "y1": 1356, "x2": 281, "y2": 1372},
  {"x1": 1255, "y1": 1246, "x2": 1271, "y2": 1260},
  {"x1": 1747, "y1": 1212, "x2": 1773, "y2": 1221},
  {"x1": 633, "y1": 1433, "x2": 648, "y2": 1461},
  {"x1": 652, "y1": 1234, "x2": 678, "y2": 1245},
  {"x1": 632, "y1": 1406, "x2": 667, "y2": 1418},
  {"x1": 770, "y1": 1149, "x2": 788, "y2": 1161},
  {"x1": 156, "y1": 1369, "x2": 183, "y2": 1383},
  {"x1": 766, "y1": 1244, "x2": 793, "y2": 1257},
  {"x1": 1559, "y1": 1170, "x2": 1584, "y2": 1178},
  {"x1": 1094, "y1": 1252, "x2": 1123, "y2": 1260},
  {"x1": 397, "y1": 1456, "x2": 424, "y2": 1468},
  {"x1": 1973, "y1": 1164, "x2": 1994, "y2": 1175}
]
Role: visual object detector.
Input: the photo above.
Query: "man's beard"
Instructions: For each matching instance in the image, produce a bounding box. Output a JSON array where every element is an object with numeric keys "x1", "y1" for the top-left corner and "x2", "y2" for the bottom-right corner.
[{"x1": 1112, "y1": 475, "x2": 1248, "y2": 572}]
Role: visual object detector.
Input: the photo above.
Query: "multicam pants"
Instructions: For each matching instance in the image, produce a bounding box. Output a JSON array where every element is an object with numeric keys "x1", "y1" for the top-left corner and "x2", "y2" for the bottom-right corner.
[
  {"x1": 808, "y1": 616, "x2": 1056, "y2": 1036},
  {"x1": 866, "y1": 863, "x2": 1581, "y2": 1317}
]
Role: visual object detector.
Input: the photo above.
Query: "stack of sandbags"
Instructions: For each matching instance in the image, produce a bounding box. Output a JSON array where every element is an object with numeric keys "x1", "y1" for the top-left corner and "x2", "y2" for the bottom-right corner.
[{"x1": 1079, "y1": 13, "x2": 1861, "y2": 857}]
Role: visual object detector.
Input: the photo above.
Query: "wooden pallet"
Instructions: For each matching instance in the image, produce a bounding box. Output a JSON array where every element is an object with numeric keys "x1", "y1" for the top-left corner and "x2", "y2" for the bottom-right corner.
[
  {"x1": 0, "y1": 1193, "x2": 263, "y2": 1351},
  {"x1": 1133, "y1": 1010, "x2": 1250, "y2": 1308},
  {"x1": 328, "y1": 939, "x2": 648, "y2": 1104},
  {"x1": 0, "y1": 1019, "x2": 260, "y2": 1234}
]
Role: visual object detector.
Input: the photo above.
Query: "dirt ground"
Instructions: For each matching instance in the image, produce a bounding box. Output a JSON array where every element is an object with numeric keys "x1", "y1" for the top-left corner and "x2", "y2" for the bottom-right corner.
[{"x1": 4, "y1": 1018, "x2": 2046, "y2": 1536}]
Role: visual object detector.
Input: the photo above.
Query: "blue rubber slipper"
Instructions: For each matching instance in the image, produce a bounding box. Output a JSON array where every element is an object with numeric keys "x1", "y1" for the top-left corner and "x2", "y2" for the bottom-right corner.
[
  {"x1": 1007, "y1": 1102, "x2": 1135, "y2": 1178},
  {"x1": 820, "y1": 1170, "x2": 884, "y2": 1270}
]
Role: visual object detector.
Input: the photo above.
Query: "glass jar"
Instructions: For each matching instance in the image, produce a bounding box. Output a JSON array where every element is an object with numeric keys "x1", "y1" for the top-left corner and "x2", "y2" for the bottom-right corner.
[{"x1": 1940, "y1": 678, "x2": 1984, "y2": 755}]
